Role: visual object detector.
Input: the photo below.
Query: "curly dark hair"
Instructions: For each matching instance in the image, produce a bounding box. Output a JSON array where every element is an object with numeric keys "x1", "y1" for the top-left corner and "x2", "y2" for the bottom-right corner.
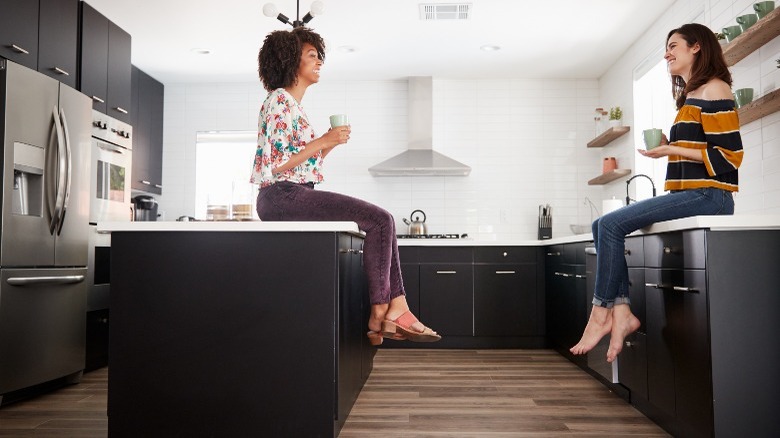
[
  {"x1": 667, "y1": 23, "x2": 732, "y2": 109},
  {"x1": 257, "y1": 27, "x2": 326, "y2": 92}
]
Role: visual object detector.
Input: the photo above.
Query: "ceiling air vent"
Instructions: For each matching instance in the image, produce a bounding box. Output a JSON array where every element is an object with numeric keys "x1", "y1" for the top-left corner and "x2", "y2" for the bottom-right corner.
[{"x1": 419, "y1": 3, "x2": 471, "y2": 20}]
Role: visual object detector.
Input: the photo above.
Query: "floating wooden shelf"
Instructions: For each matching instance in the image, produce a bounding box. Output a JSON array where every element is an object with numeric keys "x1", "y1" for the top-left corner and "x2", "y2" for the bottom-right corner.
[
  {"x1": 588, "y1": 169, "x2": 632, "y2": 185},
  {"x1": 587, "y1": 125, "x2": 631, "y2": 148},
  {"x1": 737, "y1": 87, "x2": 780, "y2": 125},
  {"x1": 722, "y1": 7, "x2": 780, "y2": 66}
]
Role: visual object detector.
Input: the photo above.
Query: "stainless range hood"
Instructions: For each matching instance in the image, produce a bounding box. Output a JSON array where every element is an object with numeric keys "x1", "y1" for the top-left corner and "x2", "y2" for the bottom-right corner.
[{"x1": 368, "y1": 77, "x2": 471, "y2": 177}]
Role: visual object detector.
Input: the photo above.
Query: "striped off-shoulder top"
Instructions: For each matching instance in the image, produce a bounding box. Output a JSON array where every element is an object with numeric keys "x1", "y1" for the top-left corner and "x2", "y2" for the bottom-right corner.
[{"x1": 665, "y1": 98, "x2": 743, "y2": 192}]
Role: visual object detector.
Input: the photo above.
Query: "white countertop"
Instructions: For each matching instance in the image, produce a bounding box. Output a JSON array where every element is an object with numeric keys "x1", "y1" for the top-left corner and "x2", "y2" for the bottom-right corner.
[
  {"x1": 98, "y1": 220, "x2": 362, "y2": 235},
  {"x1": 98, "y1": 214, "x2": 780, "y2": 246}
]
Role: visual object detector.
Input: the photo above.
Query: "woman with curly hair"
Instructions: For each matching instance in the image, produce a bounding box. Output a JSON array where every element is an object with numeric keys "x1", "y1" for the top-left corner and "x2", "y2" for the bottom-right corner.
[
  {"x1": 251, "y1": 27, "x2": 440, "y2": 345},
  {"x1": 571, "y1": 23, "x2": 742, "y2": 362}
]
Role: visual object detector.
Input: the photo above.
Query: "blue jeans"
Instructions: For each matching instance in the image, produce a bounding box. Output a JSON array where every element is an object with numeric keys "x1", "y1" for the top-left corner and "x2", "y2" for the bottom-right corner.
[{"x1": 592, "y1": 188, "x2": 734, "y2": 308}]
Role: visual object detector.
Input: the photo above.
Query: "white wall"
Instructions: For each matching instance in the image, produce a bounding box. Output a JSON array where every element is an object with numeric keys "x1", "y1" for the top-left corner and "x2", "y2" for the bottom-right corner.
[
  {"x1": 159, "y1": 78, "x2": 605, "y2": 241},
  {"x1": 158, "y1": 0, "x2": 780, "y2": 239},
  {"x1": 598, "y1": 0, "x2": 780, "y2": 214}
]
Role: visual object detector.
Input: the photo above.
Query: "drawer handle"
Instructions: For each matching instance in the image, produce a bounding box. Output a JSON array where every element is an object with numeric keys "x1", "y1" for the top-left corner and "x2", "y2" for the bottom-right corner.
[
  {"x1": 92, "y1": 95, "x2": 105, "y2": 103},
  {"x1": 154, "y1": 184, "x2": 163, "y2": 189},
  {"x1": 645, "y1": 283, "x2": 659, "y2": 289},
  {"x1": 625, "y1": 341, "x2": 636, "y2": 347},
  {"x1": 11, "y1": 44, "x2": 30, "y2": 54},
  {"x1": 546, "y1": 252, "x2": 561, "y2": 256},
  {"x1": 554, "y1": 272, "x2": 571, "y2": 277},
  {"x1": 141, "y1": 180, "x2": 151, "y2": 185},
  {"x1": 495, "y1": 270, "x2": 516, "y2": 275},
  {"x1": 53, "y1": 66, "x2": 70, "y2": 76},
  {"x1": 339, "y1": 248, "x2": 363, "y2": 254},
  {"x1": 574, "y1": 274, "x2": 586, "y2": 279},
  {"x1": 436, "y1": 271, "x2": 457, "y2": 275},
  {"x1": 663, "y1": 246, "x2": 679, "y2": 254},
  {"x1": 673, "y1": 286, "x2": 697, "y2": 293},
  {"x1": 115, "y1": 107, "x2": 129, "y2": 114}
]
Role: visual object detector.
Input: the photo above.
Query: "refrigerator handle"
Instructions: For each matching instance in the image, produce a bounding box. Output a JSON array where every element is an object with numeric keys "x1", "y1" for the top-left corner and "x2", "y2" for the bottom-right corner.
[
  {"x1": 56, "y1": 108, "x2": 73, "y2": 235},
  {"x1": 7, "y1": 275, "x2": 86, "y2": 286},
  {"x1": 50, "y1": 105, "x2": 67, "y2": 234}
]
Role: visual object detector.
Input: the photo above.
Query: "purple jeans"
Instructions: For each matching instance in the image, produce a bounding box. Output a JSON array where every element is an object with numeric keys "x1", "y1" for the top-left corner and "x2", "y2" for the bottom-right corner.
[{"x1": 256, "y1": 181, "x2": 405, "y2": 305}]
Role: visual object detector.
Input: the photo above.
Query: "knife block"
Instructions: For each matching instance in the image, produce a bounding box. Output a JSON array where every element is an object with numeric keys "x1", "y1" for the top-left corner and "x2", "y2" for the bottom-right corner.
[{"x1": 538, "y1": 226, "x2": 552, "y2": 240}]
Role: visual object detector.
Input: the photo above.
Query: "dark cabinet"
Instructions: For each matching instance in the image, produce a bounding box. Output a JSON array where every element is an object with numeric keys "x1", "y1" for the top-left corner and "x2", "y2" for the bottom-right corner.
[
  {"x1": 545, "y1": 243, "x2": 587, "y2": 364},
  {"x1": 108, "y1": 230, "x2": 372, "y2": 436},
  {"x1": 0, "y1": 0, "x2": 79, "y2": 88},
  {"x1": 79, "y1": 1, "x2": 131, "y2": 122},
  {"x1": 0, "y1": 0, "x2": 40, "y2": 69},
  {"x1": 420, "y1": 263, "x2": 473, "y2": 336},
  {"x1": 395, "y1": 245, "x2": 543, "y2": 348},
  {"x1": 131, "y1": 65, "x2": 164, "y2": 193},
  {"x1": 37, "y1": 0, "x2": 79, "y2": 88},
  {"x1": 473, "y1": 264, "x2": 536, "y2": 336},
  {"x1": 474, "y1": 246, "x2": 540, "y2": 337}
]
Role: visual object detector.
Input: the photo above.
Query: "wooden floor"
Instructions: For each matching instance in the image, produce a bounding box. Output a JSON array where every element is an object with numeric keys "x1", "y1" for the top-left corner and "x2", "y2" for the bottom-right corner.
[{"x1": 0, "y1": 349, "x2": 669, "y2": 437}]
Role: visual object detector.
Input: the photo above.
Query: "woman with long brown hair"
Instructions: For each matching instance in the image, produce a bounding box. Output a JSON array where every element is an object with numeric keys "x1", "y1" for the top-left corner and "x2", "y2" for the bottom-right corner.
[{"x1": 571, "y1": 23, "x2": 743, "y2": 362}]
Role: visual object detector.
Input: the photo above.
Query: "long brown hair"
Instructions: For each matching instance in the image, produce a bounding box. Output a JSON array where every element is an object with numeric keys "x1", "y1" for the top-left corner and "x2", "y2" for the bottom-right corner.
[{"x1": 667, "y1": 23, "x2": 732, "y2": 109}]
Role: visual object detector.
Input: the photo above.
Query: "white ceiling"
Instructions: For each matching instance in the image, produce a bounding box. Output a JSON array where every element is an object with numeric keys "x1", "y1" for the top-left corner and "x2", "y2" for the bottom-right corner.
[{"x1": 85, "y1": 0, "x2": 676, "y2": 84}]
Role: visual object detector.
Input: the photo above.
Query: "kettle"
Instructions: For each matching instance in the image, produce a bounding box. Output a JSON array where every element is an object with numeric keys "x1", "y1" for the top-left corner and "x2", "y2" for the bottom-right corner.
[
  {"x1": 402, "y1": 209, "x2": 427, "y2": 235},
  {"x1": 132, "y1": 195, "x2": 158, "y2": 221}
]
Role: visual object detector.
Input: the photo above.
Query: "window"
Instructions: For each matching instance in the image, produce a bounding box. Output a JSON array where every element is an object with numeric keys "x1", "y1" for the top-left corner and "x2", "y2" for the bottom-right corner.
[{"x1": 195, "y1": 131, "x2": 258, "y2": 220}]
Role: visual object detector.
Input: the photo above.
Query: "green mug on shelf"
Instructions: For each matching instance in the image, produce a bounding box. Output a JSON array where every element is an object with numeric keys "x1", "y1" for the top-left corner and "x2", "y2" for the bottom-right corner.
[
  {"x1": 733, "y1": 88, "x2": 754, "y2": 108},
  {"x1": 737, "y1": 13, "x2": 759, "y2": 31},
  {"x1": 722, "y1": 25, "x2": 743, "y2": 42},
  {"x1": 754, "y1": 1, "x2": 775, "y2": 19}
]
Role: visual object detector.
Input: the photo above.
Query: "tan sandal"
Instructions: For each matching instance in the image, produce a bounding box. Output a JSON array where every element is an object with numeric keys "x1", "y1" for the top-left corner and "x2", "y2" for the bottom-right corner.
[{"x1": 382, "y1": 311, "x2": 441, "y2": 342}]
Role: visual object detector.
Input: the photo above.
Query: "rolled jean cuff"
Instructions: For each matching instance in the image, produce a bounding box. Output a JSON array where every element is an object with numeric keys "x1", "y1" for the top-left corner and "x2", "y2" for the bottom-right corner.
[{"x1": 592, "y1": 295, "x2": 631, "y2": 309}]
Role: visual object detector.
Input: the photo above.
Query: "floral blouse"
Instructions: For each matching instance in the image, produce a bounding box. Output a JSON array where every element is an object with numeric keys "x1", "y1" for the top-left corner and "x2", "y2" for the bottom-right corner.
[{"x1": 250, "y1": 88, "x2": 323, "y2": 188}]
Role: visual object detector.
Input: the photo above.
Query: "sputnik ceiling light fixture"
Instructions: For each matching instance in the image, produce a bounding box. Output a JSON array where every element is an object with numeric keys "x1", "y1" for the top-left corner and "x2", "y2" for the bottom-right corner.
[{"x1": 263, "y1": 1, "x2": 325, "y2": 28}]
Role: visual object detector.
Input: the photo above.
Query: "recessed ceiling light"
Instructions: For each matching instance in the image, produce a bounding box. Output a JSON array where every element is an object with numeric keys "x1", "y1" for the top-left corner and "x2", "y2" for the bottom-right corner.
[
  {"x1": 190, "y1": 48, "x2": 212, "y2": 55},
  {"x1": 480, "y1": 45, "x2": 501, "y2": 52},
  {"x1": 337, "y1": 46, "x2": 358, "y2": 53}
]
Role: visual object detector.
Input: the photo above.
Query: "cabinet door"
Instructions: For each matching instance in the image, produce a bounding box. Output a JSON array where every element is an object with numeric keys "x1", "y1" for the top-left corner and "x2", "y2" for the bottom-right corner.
[
  {"x1": 674, "y1": 270, "x2": 712, "y2": 438},
  {"x1": 106, "y1": 21, "x2": 131, "y2": 122},
  {"x1": 0, "y1": 0, "x2": 39, "y2": 69},
  {"x1": 420, "y1": 264, "x2": 472, "y2": 336},
  {"x1": 619, "y1": 331, "x2": 648, "y2": 399},
  {"x1": 645, "y1": 268, "x2": 680, "y2": 418},
  {"x1": 37, "y1": 0, "x2": 78, "y2": 88},
  {"x1": 337, "y1": 235, "x2": 363, "y2": 423},
  {"x1": 131, "y1": 66, "x2": 150, "y2": 190},
  {"x1": 148, "y1": 74, "x2": 164, "y2": 192},
  {"x1": 474, "y1": 264, "x2": 536, "y2": 336},
  {"x1": 79, "y1": 2, "x2": 108, "y2": 113}
]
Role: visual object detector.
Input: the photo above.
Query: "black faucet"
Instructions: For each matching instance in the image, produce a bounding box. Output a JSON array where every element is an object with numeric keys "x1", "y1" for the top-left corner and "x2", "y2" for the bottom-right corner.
[{"x1": 625, "y1": 174, "x2": 657, "y2": 205}]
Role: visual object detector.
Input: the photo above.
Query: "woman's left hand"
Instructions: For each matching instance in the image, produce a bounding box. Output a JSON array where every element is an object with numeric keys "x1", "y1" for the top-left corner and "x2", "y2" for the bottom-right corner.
[{"x1": 638, "y1": 145, "x2": 673, "y2": 158}]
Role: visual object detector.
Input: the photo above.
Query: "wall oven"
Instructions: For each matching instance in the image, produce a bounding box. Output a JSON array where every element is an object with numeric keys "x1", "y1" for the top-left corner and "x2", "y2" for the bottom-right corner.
[{"x1": 87, "y1": 110, "x2": 132, "y2": 311}]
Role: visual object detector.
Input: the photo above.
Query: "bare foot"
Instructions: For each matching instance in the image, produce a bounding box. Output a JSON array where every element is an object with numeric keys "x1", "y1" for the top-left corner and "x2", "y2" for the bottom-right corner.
[
  {"x1": 606, "y1": 304, "x2": 641, "y2": 363},
  {"x1": 368, "y1": 303, "x2": 388, "y2": 333},
  {"x1": 570, "y1": 306, "x2": 613, "y2": 355},
  {"x1": 384, "y1": 295, "x2": 428, "y2": 333}
]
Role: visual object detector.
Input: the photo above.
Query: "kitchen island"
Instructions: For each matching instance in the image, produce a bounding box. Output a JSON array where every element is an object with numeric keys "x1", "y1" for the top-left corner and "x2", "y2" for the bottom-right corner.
[{"x1": 99, "y1": 221, "x2": 371, "y2": 437}]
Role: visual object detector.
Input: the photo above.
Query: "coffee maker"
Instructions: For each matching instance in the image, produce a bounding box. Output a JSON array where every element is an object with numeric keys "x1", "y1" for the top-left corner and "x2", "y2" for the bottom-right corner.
[{"x1": 132, "y1": 195, "x2": 158, "y2": 221}]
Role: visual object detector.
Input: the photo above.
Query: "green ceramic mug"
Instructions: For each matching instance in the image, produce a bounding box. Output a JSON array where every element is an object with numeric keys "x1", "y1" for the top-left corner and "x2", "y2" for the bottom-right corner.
[
  {"x1": 643, "y1": 128, "x2": 663, "y2": 150},
  {"x1": 733, "y1": 88, "x2": 754, "y2": 108},
  {"x1": 722, "y1": 25, "x2": 743, "y2": 42},
  {"x1": 754, "y1": 1, "x2": 775, "y2": 19},
  {"x1": 737, "y1": 13, "x2": 758, "y2": 31},
  {"x1": 329, "y1": 114, "x2": 349, "y2": 128}
]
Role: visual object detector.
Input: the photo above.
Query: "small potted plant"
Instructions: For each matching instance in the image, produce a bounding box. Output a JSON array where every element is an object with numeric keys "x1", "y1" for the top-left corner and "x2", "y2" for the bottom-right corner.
[{"x1": 608, "y1": 106, "x2": 623, "y2": 127}]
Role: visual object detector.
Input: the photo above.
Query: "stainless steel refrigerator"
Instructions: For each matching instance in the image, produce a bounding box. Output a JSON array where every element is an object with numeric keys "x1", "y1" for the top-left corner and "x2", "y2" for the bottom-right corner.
[{"x1": 0, "y1": 60, "x2": 91, "y2": 404}]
